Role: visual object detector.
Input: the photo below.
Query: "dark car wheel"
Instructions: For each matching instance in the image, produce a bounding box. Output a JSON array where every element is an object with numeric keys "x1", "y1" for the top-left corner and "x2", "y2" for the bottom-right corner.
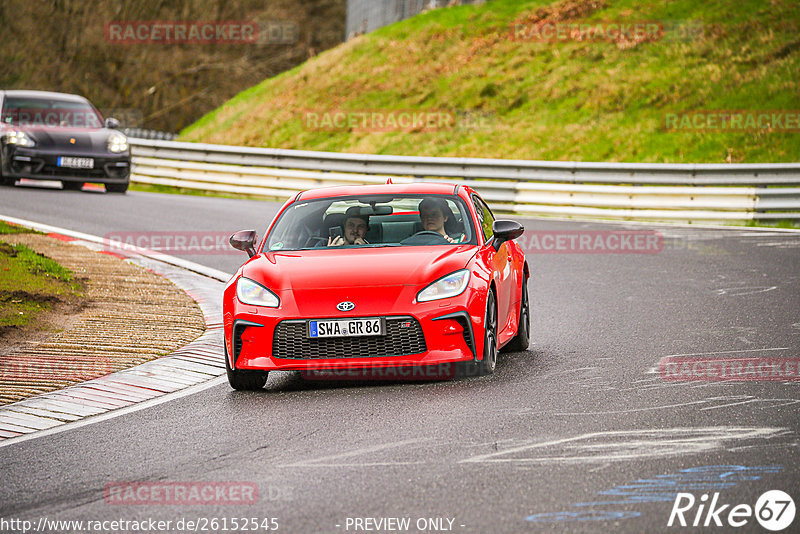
[
  {"x1": 106, "y1": 182, "x2": 129, "y2": 193},
  {"x1": 504, "y1": 274, "x2": 530, "y2": 352},
  {"x1": 479, "y1": 290, "x2": 498, "y2": 376},
  {"x1": 0, "y1": 167, "x2": 13, "y2": 186},
  {"x1": 225, "y1": 345, "x2": 268, "y2": 391},
  {"x1": 62, "y1": 181, "x2": 84, "y2": 191}
]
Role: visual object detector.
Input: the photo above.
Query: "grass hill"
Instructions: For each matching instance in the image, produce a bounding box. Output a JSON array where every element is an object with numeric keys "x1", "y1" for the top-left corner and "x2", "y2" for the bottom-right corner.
[{"x1": 180, "y1": 0, "x2": 800, "y2": 163}]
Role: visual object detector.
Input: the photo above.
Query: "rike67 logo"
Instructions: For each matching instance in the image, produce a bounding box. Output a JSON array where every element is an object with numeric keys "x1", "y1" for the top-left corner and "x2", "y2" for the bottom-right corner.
[{"x1": 668, "y1": 490, "x2": 795, "y2": 531}]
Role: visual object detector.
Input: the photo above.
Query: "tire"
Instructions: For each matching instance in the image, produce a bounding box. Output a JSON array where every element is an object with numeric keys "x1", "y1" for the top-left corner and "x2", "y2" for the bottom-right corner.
[
  {"x1": 479, "y1": 290, "x2": 498, "y2": 376},
  {"x1": 106, "y1": 182, "x2": 129, "y2": 193},
  {"x1": 225, "y1": 345, "x2": 268, "y2": 391},
  {"x1": 62, "y1": 181, "x2": 83, "y2": 191},
  {"x1": 505, "y1": 274, "x2": 530, "y2": 352}
]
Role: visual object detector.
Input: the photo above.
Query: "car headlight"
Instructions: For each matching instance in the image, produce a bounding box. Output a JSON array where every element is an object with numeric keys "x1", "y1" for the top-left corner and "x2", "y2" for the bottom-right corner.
[
  {"x1": 236, "y1": 277, "x2": 280, "y2": 307},
  {"x1": 417, "y1": 269, "x2": 470, "y2": 302},
  {"x1": 5, "y1": 130, "x2": 35, "y2": 147},
  {"x1": 107, "y1": 133, "x2": 128, "y2": 153}
]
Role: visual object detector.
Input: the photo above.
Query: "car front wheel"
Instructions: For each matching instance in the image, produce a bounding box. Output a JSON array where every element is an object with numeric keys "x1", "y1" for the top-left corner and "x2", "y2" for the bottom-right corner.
[
  {"x1": 62, "y1": 181, "x2": 83, "y2": 191},
  {"x1": 106, "y1": 182, "x2": 129, "y2": 193},
  {"x1": 505, "y1": 274, "x2": 530, "y2": 352},
  {"x1": 479, "y1": 290, "x2": 498, "y2": 376}
]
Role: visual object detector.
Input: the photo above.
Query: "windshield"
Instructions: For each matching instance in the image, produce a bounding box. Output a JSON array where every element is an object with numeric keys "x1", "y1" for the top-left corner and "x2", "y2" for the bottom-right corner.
[
  {"x1": 1, "y1": 97, "x2": 103, "y2": 128},
  {"x1": 265, "y1": 194, "x2": 476, "y2": 252}
]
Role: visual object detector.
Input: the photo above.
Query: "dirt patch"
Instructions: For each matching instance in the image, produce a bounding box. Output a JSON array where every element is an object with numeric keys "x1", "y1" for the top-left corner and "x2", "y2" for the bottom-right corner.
[
  {"x1": 0, "y1": 298, "x2": 86, "y2": 354},
  {"x1": 512, "y1": 0, "x2": 608, "y2": 27},
  {"x1": 0, "y1": 233, "x2": 206, "y2": 405}
]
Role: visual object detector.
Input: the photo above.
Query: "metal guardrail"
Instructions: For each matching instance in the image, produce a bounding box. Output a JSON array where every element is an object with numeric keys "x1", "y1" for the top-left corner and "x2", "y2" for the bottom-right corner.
[
  {"x1": 123, "y1": 128, "x2": 178, "y2": 141},
  {"x1": 129, "y1": 139, "x2": 800, "y2": 222}
]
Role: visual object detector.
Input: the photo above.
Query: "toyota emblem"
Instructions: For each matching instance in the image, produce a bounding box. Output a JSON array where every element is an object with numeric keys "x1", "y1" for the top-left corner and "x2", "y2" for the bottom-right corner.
[{"x1": 337, "y1": 301, "x2": 355, "y2": 312}]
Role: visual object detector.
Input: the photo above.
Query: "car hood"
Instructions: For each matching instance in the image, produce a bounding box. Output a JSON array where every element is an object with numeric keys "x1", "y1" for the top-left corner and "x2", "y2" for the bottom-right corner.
[
  {"x1": 21, "y1": 127, "x2": 120, "y2": 150},
  {"x1": 241, "y1": 245, "x2": 477, "y2": 291}
]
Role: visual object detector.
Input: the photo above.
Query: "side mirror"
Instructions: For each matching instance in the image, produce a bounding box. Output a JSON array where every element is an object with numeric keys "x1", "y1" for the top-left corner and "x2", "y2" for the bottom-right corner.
[
  {"x1": 104, "y1": 117, "x2": 121, "y2": 129},
  {"x1": 490, "y1": 220, "x2": 524, "y2": 251},
  {"x1": 230, "y1": 230, "x2": 258, "y2": 257}
]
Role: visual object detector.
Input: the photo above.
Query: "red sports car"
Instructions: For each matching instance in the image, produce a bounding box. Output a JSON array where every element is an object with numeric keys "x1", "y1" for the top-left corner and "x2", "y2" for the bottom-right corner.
[{"x1": 223, "y1": 182, "x2": 529, "y2": 390}]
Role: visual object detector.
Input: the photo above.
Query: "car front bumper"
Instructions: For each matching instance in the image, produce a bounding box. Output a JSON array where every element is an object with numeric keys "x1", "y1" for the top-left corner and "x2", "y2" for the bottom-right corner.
[
  {"x1": 2, "y1": 145, "x2": 130, "y2": 184},
  {"x1": 223, "y1": 284, "x2": 485, "y2": 374}
]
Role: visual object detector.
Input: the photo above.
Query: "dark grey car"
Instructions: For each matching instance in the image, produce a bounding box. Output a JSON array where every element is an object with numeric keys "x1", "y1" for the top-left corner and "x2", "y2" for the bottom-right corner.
[{"x1": 0, "y1": 90, "x2": 130, "y2": 193}]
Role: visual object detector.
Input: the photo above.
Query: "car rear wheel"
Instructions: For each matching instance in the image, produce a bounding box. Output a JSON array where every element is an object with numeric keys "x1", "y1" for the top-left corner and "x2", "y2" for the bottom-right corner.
[
  {"x1": 505, "y1": 274, "x2": 530, "y2": 352},
  {"x1": 479, "y1": 290, "x2": 498, "y2": 376},
  {"x1": 106, "y1": 182, "x2": 129, "y2": 193},
  {"x1": 62, "y1": 181, "x2": 83, "y2": 191},
  {"x1": 225, "y1": 345, "x2": 268, "y2": 391}
]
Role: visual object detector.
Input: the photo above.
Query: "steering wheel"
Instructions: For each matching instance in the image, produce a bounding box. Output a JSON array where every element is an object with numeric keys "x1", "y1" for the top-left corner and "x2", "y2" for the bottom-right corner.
[
  {"x1": 400, "y1": 231, "x2": 449, "y2": 245},
  {"x1": 304, "y1": 236, "x2": 328, "y2": 248}
]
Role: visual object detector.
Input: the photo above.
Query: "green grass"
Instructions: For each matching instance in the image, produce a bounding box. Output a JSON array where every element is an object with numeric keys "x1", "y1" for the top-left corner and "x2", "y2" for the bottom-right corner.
[
  {"x1": 0, "y1": 221, "x2": 42, "y2": 235},
  {"x1": 0, "y1": 241, "x2": 83, "y2": 330},
  {"x1": 180, "y1": 0, "x2": 800, "y2": 163}
]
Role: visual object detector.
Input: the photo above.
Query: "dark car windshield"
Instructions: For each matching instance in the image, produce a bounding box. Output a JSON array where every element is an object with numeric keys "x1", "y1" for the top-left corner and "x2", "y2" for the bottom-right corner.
[
  {"x1": 265, "y1": 195, "x2": 477, "y2": 252},
  {"x1": 1, "y1": 97, "x2": 103, "y2": 128}
]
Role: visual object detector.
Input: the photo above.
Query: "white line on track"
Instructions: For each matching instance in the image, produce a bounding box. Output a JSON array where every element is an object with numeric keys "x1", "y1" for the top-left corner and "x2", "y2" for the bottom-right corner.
[
  {"x1": 662, "y1": 347, "x2": 790, "y2": 357},
  {"x1": 0, "y1": 377, "x2": 226, "y2": 449}
]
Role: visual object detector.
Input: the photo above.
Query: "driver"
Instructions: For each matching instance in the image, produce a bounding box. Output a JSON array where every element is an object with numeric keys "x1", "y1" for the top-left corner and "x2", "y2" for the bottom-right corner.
[
  {"x1": 328, "y1": 206, "x2": 370, "y2": 246},
  {"x1": 418, "y1": 198, "x2": 465, "y2": 243}
]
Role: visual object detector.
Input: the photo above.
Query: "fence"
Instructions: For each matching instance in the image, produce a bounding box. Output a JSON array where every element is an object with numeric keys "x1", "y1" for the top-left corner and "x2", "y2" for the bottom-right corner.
[
  {"x1": 346, "y1": 0, "x2": 489, "y2": 38},
  {"x1": 129, "y1": 138, "x2": 800, "y2": 223}
]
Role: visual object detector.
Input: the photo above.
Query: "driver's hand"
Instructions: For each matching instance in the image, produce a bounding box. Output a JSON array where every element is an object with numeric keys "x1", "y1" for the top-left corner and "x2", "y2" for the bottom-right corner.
[
  {"x1": 353, "y1": 237, "x2": 367, "y2": 245},
  {"x1": 328, "y1": 236, "x2": 344, "y2": 246},
  {"x1": 444, "y1": 235, "x2": 456, "y2": 243}
]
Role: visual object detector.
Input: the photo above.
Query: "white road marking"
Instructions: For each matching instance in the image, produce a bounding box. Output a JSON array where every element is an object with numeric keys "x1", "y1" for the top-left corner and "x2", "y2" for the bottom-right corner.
[
  {"x1": 662, "y1": 347, "x2": 789, "y2": 358},
  {"x1": 282, "y1": 438, "x2": 432, "y2": 467},
  {"x1": 0, "y1": 377, "x2": 226, "y2": 449},
  {"x1": 458, "y1": 427, "x2": 788, "y2": 465}
]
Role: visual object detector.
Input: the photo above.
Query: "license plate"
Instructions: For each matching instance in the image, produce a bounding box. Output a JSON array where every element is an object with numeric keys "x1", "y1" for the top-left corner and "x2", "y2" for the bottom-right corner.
[
  {"x1": 58, "y1": 157, "x2": 93, "y2": 169},
  {"x1": 308, "y1": 318, "x2": 385, "y2": 338}
]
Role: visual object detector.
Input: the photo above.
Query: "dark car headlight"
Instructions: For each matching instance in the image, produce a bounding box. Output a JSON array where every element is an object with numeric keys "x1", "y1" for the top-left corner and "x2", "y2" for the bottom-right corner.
[
  {"x1": 417, "y1": 269, "x2": 470, "y2": 302},
  {"x1": 107, "y1": 133, "x2": 128, "y2": 153},
  {"x1": 5, "y1": 130, "x2": 35, "y2": 147},
  {"x1": 236, "y1": 277, "x2": 280, "y2": 307}
]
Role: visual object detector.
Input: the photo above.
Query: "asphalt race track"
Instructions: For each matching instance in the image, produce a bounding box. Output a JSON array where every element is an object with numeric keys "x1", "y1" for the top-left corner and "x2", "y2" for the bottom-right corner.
[{"x1": 1, "y1": 184, "x2": 800, "y2": 533}]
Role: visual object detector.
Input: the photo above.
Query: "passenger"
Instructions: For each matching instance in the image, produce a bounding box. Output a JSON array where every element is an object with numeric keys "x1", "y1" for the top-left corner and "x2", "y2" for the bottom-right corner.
[
  {"x1": 418, "y1": 198, "x2": 465, "y2": 243},
  {"x1": 328, "y1": 206, "x2": 370, "y2": 246}
]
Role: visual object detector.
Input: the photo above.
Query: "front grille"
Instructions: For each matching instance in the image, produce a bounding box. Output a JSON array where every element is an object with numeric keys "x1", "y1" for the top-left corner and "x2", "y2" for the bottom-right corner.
[
  {"x1": 43, "y1": 164, "x2": 130, "y2": 179},
  {"x1": 273, "y1": 316, "x2": 427, "y2": 359}
]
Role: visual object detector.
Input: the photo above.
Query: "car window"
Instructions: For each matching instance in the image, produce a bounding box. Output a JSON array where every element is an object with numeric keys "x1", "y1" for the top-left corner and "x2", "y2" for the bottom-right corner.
[
  {"x1": 264, "y1": 195, "x2": 477, "y2": 251},
  {"x1": 473, "y1": 196, "x2": 495, "y2": 241},
  {"x1": 1, "y1": 97, "x2": 103, "y2": 128}
]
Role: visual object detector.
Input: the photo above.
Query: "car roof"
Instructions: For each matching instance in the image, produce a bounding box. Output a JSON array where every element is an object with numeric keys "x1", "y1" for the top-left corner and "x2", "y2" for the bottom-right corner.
[
  {"x1": 1, "y1": 90, "x2": 89, "y2": 103},
  {"x1": 296, "y1": 182, "x2": 460, "y2": 201}
]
